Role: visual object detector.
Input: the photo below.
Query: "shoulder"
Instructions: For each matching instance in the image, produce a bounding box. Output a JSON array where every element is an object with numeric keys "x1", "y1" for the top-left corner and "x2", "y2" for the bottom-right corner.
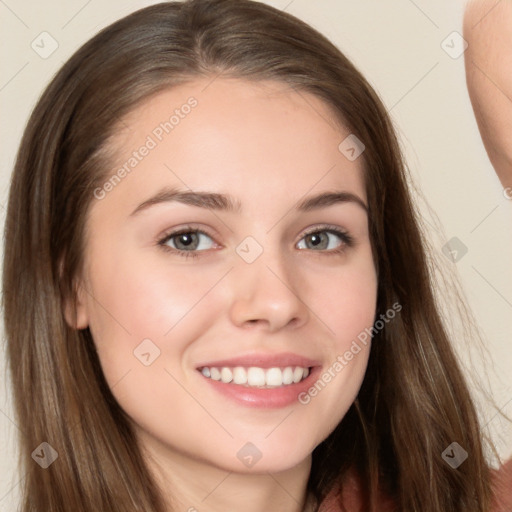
[
  {"x1": 317, "y1": 468, "x2": 394, "y2": 512},
  {"x1": 317, "y1": 458, "x2": 512, "y2": 512}
]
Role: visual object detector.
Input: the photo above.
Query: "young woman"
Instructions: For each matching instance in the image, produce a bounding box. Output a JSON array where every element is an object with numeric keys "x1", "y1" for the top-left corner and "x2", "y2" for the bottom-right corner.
[{"x1": 2, "y1": 0, "x2": 511, "y2": 511}]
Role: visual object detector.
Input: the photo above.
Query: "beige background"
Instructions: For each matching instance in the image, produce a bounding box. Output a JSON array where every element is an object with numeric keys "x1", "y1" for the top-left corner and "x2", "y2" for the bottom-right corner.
[{"x1": 1, "y1": 0, "x2": 511, "y2": 508}]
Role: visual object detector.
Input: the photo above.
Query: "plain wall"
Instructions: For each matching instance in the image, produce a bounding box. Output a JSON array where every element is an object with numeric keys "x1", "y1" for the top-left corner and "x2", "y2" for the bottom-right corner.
[{"x1": 1, "y1": 0, "x2": 511, "y2": 509}]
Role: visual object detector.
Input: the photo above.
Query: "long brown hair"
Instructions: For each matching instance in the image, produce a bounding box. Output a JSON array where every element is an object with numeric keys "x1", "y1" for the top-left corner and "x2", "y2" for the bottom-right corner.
[{"x1": 2, "y1": 0, "x2": 501, "y2": 510}]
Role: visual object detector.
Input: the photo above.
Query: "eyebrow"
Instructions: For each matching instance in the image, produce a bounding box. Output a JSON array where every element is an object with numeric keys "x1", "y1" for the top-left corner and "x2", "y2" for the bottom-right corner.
[{"x1": 129, "y1": 187, "x2": 368, "y2": 217}]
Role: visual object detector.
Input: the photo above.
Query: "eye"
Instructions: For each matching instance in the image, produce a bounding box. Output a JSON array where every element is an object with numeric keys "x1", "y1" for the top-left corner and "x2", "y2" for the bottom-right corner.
[
  {"x1": 157, "y1": 225, "x2": 353, "y2": 259},
  {"x1": 158, "y1": 228, "x2": 217, "y2": 256},
  {"x1": 296, "y1": 226, "x2": 353, "y2": 253}
]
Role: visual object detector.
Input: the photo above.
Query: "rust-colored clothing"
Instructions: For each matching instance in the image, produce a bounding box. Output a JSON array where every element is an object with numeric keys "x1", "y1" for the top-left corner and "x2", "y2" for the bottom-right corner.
[{"x1": 318, "y1": 459, "x2": 512, "y2": 512}]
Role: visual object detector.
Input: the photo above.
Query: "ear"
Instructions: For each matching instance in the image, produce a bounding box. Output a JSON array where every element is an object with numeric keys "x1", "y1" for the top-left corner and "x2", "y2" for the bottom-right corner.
[
  {"x1": 63, "y1": 281, "x2": 89, "y2": 330},
  {"x1": 60, "y1": 258, "x2": 89, "y2": 330}
]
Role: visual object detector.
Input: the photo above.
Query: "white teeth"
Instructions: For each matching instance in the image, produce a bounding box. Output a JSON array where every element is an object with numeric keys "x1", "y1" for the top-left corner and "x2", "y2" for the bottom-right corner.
[
  {"x1": 210, "y1": 367, "x2": 221, "y2": 381},
  {"x1": 247, "y1": 367, "x2": 266, "y2": 386},
  {"x1": 282, "y1": 367, "x2": 294, "y2": 385},
  {"x1": 220, "y1": 367, "x2": 233, "y2": 383},
  {"x1": 265, "y1": 367, "x2": 282, "y2": 386},
  {"x1": 232, "y1": 366, "x2": 247, "y2": 384},
  {"x1": 293, "y1": 366, "x2": 304, "y2": 383},
  {"x1": 199, "y1": 365, "x2": 311, "y2": 388}
]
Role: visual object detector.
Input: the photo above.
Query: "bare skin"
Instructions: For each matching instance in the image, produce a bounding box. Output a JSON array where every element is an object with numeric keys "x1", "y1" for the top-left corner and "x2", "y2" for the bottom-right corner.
[{"x1": 463, "y1": 0, "x2": 512, "y2": 190}]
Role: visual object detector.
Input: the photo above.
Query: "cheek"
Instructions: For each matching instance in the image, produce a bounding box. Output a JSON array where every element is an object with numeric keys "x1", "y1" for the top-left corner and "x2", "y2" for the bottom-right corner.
[
  {"x1": 83, "y1": 250, "x2": 225, "y2": 382},
  {"x1": 328, "y1": 267, "x2": 377, "y2": 349},
  {"x1": 302, "y1": 248, "x2": 378, "y2": 347},
  {"x1": 83, "y1": 253, "x2": 229, "y2": 442},
  {"x1": 295, "y1": 249, "x2": 377, "y2": 431}
]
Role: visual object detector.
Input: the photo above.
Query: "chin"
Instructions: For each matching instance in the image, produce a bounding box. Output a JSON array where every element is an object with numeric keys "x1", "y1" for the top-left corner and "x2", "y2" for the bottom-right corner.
[{"x1": 209, "y1": 436, "x2": 316, "y2": 475}]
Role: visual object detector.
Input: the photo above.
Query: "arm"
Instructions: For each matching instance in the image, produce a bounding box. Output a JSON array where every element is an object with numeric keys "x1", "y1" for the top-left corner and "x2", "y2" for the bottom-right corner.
[{"x1": 463, "y1": 0, "x2": 512, "y2": 189}]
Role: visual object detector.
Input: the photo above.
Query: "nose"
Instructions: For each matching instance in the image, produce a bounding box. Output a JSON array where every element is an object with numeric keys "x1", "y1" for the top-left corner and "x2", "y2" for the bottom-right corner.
[{"x1": 228, "y1": 249, "x2": 310, "y2": 332}]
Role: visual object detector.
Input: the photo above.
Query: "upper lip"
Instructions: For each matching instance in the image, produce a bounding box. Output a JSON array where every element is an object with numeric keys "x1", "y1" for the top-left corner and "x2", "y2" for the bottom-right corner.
[{"x1": 195, "y1": 352, "x2": 321, "y2": 369}]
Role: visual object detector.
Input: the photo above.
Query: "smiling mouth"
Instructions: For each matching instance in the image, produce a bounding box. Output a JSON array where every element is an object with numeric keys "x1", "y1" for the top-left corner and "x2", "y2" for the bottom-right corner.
[{"x1": 198, "y1": 365, "x2": 311, "y2": 388}]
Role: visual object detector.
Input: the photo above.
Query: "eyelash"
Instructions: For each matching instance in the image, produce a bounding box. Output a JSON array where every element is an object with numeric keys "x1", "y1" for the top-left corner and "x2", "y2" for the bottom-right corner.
[{"x1": 157, "y1": 224, "x2": 354, "y2": 259}]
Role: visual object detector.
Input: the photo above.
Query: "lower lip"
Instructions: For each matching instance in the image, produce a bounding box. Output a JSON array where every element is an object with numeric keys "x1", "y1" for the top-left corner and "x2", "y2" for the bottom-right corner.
[{"x1": 198, "y1": 367, "x2": 321, "y2": 408}]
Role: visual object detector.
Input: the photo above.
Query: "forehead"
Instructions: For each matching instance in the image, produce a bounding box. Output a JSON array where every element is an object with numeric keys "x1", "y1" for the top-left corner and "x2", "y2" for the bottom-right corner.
[{"x1": 99, "y1": 77, "x2": 367, "y2": 213}]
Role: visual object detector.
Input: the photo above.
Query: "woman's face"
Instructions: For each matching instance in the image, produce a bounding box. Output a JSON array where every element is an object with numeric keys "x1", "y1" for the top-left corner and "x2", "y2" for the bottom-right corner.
[{"x1": 72, "y1": 77, "x2": 377, "y2": 474}]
